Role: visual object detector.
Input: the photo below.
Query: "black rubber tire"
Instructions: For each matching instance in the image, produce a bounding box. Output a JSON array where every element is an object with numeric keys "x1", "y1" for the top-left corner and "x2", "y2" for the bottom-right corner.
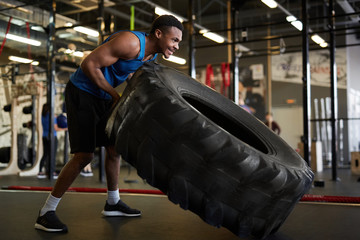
[{"x1": 106, "y1": 62, "x2": 314, "y2": 239}]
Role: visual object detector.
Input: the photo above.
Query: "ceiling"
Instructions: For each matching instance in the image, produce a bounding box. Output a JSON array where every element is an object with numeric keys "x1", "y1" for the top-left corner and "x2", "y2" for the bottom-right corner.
[{"x1": 0, "y1": 0, "x2": 359, "y2": 70}]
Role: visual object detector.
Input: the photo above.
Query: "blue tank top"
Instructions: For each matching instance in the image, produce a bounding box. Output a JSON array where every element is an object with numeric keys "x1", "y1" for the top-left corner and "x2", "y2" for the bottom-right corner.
[
  {"x1": 69, "y1": 31, "x2": 157, "y2": 99},
  {"x1": 42, "y1": 113, "x2": 57, "y2": 138}
]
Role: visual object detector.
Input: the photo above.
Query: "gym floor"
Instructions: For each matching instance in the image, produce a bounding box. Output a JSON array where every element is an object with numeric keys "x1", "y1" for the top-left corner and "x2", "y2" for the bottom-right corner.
[{"x1": 1, "y1": 166, "x2": 360, "y2": 240}]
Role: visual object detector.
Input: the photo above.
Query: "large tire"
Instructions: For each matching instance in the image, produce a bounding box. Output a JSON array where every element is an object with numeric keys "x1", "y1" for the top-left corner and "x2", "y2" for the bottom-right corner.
[{"x1": 106, "y1": 62, "x2": 314, "y2": 239}]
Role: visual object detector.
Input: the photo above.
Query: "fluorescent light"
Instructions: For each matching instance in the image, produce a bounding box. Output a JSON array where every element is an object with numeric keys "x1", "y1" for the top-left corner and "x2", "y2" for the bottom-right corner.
[
  {"x1": 162, "y1": 55, "x2": 186, "y2": 65},
  {"x1": 199, "y1": 29, "x2": 208, "y2": 34},
  {"x1": 311, "y1": 34, "x2": 328, "y2": 48},
  {"x1": 9, "y1": 56, "x2": 38, "y2": 65},
  {"x1": 58, "y1": 33, "x2": 74, "y2": 38},
  {"x1": 320, "y1": 42, "x2": 328, "y2": 48},
  {"x1": 65, "y1": 49, "x2": 73, "y2": 54},
  {"x1": 73, "y1": 51, "x2": 84, "y2": 58},
  {"x1": 6, "y1": 34, "x2": 41, "y2": 46},
  {"x1": 30, "y1": 26, "x2": 45, "y2": 32},
  {"x1": 286, "y1": 15, "x2": 297, "y2": 22},
  {"x1": 65, "y1": 22, "x2": 74, "y2": 27},
  {"x1": 73, "y1": 26, "x2": 99, "y2": 37},
  {"x1": 261, "y1": 0, "x2": 278, "y2": 8},
  {"x1": 202, "y1": 31, "x2": 225, "y2": 43},
  {"x1": 154, "y1": 7, "x2": 184, "y2": 23},
  {"x1": 9, "y1": 56, "x2": 32, "y2": 63},
  {"x1": 290, "y1": 20, "x2": 303, "y2": 31},
  {"x1": 311, "y1": 34, "x2": 325, "y2": 44}
]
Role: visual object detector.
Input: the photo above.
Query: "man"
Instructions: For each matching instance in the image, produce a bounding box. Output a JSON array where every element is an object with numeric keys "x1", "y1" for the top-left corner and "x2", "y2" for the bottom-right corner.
[{"x1": 35, "y1": 15, "x2": 183, "y2": 233}]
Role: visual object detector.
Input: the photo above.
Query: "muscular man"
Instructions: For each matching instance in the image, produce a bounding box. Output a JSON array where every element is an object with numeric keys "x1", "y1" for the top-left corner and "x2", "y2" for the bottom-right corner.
[{"x1": 35, "y1": 15, "x2": 183, "y2": 233}]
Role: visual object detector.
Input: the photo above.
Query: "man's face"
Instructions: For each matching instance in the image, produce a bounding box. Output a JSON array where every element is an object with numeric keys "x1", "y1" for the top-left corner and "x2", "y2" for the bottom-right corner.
[{"x1": 156, "y1": 26, "x2": 182, "y2": 58}]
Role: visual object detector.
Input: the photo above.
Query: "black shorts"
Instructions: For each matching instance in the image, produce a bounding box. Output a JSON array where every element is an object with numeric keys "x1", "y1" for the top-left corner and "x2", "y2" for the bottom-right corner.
[{"x1": 65, "y1": 81, "x2": 113, "y2": 153}]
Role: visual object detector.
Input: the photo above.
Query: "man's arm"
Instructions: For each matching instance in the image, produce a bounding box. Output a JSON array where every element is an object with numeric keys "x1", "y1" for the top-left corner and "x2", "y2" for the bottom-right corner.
[{"x1": 80, "y1": 32, "x2": 140, "y2": 102}]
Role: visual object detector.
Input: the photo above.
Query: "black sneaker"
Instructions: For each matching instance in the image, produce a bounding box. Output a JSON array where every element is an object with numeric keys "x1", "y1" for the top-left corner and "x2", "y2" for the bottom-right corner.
[
  {"x1": 101, "y1": 200, "x2": 141, "y2": 217},
  {"x1": 34, "y1": 211, "x2": 68, "y2": 233}
]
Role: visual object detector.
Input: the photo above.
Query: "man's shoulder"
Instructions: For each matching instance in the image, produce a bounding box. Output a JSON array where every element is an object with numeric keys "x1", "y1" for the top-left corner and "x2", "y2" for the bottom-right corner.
[{"x1": 113, "y1": 31, "x2": 144, "y2": 40}]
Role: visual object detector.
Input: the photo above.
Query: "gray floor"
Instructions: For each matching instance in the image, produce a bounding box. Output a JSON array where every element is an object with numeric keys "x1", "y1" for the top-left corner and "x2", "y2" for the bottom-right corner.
[
  {"x1": 1, "y1": 190, "x2": 360, "y2": 240},
  {"x1": 1, "y1": 165, "x2": 360, "y2": 240}
]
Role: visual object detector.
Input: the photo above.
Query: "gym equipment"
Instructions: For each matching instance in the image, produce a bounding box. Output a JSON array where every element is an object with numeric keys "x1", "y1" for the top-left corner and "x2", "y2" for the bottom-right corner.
[
  {"x1": 17, "y1": 133, "x2": 28, "y2": 170},
  {"x1": 3, "y1": 104, "x2": 11, "y2": 112},
  {"x1": 0, "y1": 147, "x2": 10, "y2": 163},
  {"x1": 19, "y1": 82, "x2": 45, "y2": 177},
  {"x1": 57, "y1": 114, "x2": 68, "y2": 128},
  {"x1": 106, "y1": 62, "x2": 314, "y2": 239},
  {"x1": 22, "y1": 105, "x2": 32, "y2": 114},
  {"x1": 0, "y1": 98, "x2": 21, "y2": 175}
]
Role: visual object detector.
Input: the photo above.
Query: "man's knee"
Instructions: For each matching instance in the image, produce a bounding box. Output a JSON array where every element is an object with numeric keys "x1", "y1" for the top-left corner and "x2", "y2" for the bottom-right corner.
[{"x1": 72, "y1": 152, "x2": 94, "y2": 169}]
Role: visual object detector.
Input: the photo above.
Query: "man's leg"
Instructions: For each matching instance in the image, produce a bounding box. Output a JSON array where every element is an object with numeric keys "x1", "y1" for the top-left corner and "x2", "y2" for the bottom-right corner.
[
  {"x1": 104, "y1": 146, "x2": 120, "y2": 192},
  {"x1": 35, "y1": 152, "x2": 93, "y2": 232},
  {"x1": 101, "y1": 146, "x2": 141, "y2": 217},
  {"x1": 52, "y1": 152, "x2": 93, "y2": 197}
]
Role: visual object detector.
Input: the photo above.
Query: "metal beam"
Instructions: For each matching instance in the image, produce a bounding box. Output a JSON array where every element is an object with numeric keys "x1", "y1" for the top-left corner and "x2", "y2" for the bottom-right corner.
[
  {"x1": 188, "y1": 0, "x2": 195, "y2": 78},
  {"x1": 98, "y1": 0, "x2": 105, "y2": 44},
  {"x1": 329, "y1": 0, "x2": 339, "y2": 181},
  {"x1": 47, "y1": 0, "x2": 56, "y2": 180},
  {"x1": 302, "y1": 0, "x2": 311, "y2": 166},
  {"x1": 231, "y1": 0, "x2": 239, "y2": 102}
]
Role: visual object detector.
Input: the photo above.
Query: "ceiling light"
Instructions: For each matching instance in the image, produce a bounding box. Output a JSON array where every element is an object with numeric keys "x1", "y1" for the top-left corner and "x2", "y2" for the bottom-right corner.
[
  {"x1": 30, "y1": 26, "x2": 45, "y2": 32},
  {"x1": 201, "y1": 31, "x2": 225, "y2": 43},
  {"x1": 320, "y1": 42, "x2": 328, "y2": 48},
  {"x1": 286, "y1": 15, "x2": 297, "y2": 22},
  {"x1": 162, "y1": 55, "x2": 186, "y2": 65},
  {"x1": 6, "y1": 34, "x2": 41, "y2": 46},
  {"x1": 9, "y1": 56, "x2": 38, "y2": 65},
  {"x1": 154, "y1": 7, "x2": 184, "y2": 23},
  {"x1": 64, "y1": 49, "x2": 73, "y2": 54},
  {"x1": 311, "y1": 34, "x2": 328, "y2": 48},
  {"x1": 311, "y1": 34, "x2": 325, "y2": 44},
  {"x1": 73, "y1": 51, "x2": 84, "y2": 58},
  {"x1": 261, "y1": 0, "x2": 278, "y2": 9},
  {"x1": 73, "y1": 26, "x2": 99, "y2": 37},
  {"x1": 290, "y1": 20, "x2": 303, "y2": 31},
  {"x1": 65, "y1": 22, "x2": 74, "y2": 27}
]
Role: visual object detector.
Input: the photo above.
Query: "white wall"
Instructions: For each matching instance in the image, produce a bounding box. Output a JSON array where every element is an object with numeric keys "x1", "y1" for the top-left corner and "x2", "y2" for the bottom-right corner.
[
  {"x1": 346, "y1": 32, "x2": 360, "y2": 153},
  {"x1": 272, "y1": 106, "x2": 303, "y2": 150}
]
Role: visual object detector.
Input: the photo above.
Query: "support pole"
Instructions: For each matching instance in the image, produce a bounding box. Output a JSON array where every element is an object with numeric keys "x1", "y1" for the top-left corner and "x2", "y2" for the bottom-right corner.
[
  {"x1": 329, "y1": 0, "x2": 339, "y2": 181},
  {"x1": 98, "y1": 0, "x2": 105, "y2": 182},
  {"x1": 231, "y1": 0, "x2": 239, "y2": 103},
  {"x1": 227, "y1": 0, "x2": 232, "y2": 64},
  {"x1": 302, "y1": 0, "x2": 311, "y2": 165},
  {"x1": 31, "y1": 95, "x2": 36, "y2": 165},
  {"x1": 188, "y1": 0, "x2": 196, "y2": 79},
  {"x1": 98, "y1": 0, "x2": 105, "y2": 45},
  {"x1": 267, "y1": 26, "x2": 272, "y2": 116},
  {"x1": 47, "y1": 0, "x2": 56, "y2": 180}
]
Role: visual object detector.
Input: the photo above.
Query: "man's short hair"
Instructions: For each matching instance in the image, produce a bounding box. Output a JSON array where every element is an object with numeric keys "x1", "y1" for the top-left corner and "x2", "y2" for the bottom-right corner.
[{"x1": 150, "y1": 15, "x2": 184, "y2": 34}]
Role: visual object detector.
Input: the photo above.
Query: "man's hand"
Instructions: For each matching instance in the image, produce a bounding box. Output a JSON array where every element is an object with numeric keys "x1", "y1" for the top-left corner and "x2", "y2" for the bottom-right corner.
[{"x1": 110, "y1": 94, "x2": 121, "y2": 111}]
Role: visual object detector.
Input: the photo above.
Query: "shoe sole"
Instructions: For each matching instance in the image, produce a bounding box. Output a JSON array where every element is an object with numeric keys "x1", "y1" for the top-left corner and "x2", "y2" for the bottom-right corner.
[
  {"x1": 101, "y1": 210, "x2": 141, "y2": 217},
  {"x1": 34, "y1": 223, "x2": 68, "y2": 233}
]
